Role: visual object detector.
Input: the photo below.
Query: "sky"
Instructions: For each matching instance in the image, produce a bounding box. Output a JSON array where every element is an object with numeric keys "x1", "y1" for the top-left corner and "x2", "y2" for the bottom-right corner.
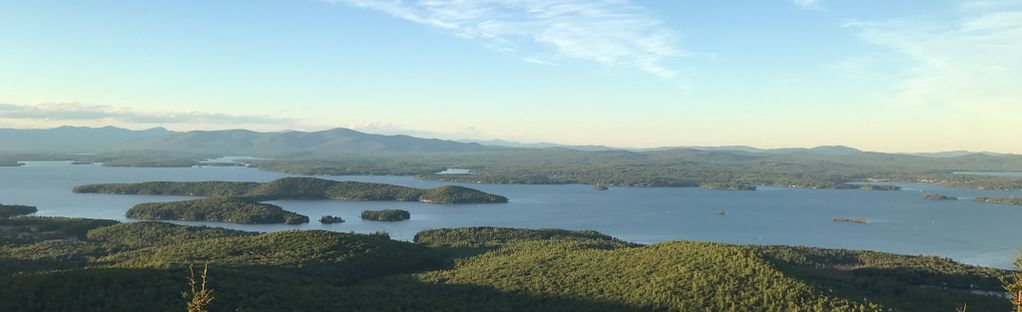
[{"x1": 1, "y1": 0, "x2": 1020, "y2": 153}]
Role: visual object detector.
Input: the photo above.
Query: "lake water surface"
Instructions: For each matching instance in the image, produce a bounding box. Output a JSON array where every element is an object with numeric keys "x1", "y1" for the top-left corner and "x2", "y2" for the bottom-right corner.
[{"x1": 3, "y1": 161, "x2": 1022, "y2": 269}]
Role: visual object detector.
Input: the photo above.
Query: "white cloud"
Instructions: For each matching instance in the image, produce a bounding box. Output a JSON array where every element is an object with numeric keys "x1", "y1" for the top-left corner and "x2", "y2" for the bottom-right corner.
[
  {"x1": 842, "y1": 1, "x2": 1022, "y2": 151},
  {"x1": 324, "y1": 0, "x2": 682, "y2": 78},
  {"x1": 793, "y1": 0, "x2": 824, "y2": 10},
  {"x1": 0, "y1": 102, "x2": 296, "y2": 126}
]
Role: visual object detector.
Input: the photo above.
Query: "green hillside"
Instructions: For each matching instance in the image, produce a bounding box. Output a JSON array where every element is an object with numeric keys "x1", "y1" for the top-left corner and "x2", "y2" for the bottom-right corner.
[
  {"x1": 0, "y1": 219, "x2": 1011, "y2": 311},
  {"x1": 126, "y1": 197, "x2": 309, "y2": 224},
  {"x1": 75, "y1": 177, "x2": 508, "y2": 204}
]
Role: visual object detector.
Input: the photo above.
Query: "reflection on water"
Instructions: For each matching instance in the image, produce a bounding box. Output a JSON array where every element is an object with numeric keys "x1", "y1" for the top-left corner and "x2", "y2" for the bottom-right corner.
[{"x1": 1, "y1": 163, "x2": 1021, "y2": 269}]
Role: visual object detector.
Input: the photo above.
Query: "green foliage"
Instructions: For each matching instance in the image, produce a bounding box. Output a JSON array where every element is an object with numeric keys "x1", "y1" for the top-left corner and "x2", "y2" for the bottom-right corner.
[
  {"x1": 0, "y1": 216, "x2": 118, "y2": 245},
  {"x1": 414, "y1": 226, "x2": 634, "y2": 248},
  {"x1": 0, "y1": 221, "x2": 1010, "y2": 311},
  {"x1": 416, "y1": 238, "x2": 884, "y2": 311},
  {"x1": 87, "y1": 222, "x2": 253, "y2": 248},
  {"x1": 420, "y1": 185, "x2": 509, "y2": 203},
  {"x1": 754, "y1": 245, "x2": 1011, "y2": 311},
  {"x1": 75, "y1": 177, "x2": 507, "y2": 204},
  {"x1": 361, "y1": 209, "x2": 411, "y2": 221},
  {"x1": 1005, "y1": 255, "x2": 1022, "y2": 312},
  {"x1": 126, "y1": 197, "x2": 309, "y2": 224},
  {"x1": 0, "y1": 204, "x2": 38, "y2": 218},
  {"x1": 319, "y1": 215, "x2": 344, "y2": 224},
  {"x1": 251, "y1": 149, "x2": 1022, "y2": 190},
  {"x1": 185, "y1": 264, "x2": 215, "y2": 312},
  {"x1": 74, "y1": 181, "x2": 259, "y2": 196}
]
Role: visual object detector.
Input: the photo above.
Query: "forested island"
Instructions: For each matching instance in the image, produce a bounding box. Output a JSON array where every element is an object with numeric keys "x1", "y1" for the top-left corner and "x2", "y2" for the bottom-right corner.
[
  {"x1": 0, "y1": 204, "x2": 37, "y2": 218},
  {"x1": 127, "y1": 197, "x2": 309, "y2": 225},
  {"x1": 924, "y1": 194, "x2": 959, "y2": 201},
  {"x1": 74, "y1": 177, "x2": 508, "y2": 204},
  {"x1": 975, "y1": 197, "x2": 1022, "y2": 206},
  {"x1": 319, "y1": 215, "x2": 345, "y2": 224},
  {"x1": 361, "y1": 209, "x2": 411, "y2": 221},
  {"x1": 0, "y1": 219, "x2": 1011, "y2": 311}
]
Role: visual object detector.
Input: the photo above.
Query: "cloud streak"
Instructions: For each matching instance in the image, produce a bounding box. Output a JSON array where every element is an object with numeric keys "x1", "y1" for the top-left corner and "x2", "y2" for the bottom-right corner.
[
  {"x1": 326, "y1": 0, "x2": 682, "y2": 78},
  {"x1": 0, "y1": 102, "x2": 295, "y2": 125},
  {"x1": 841, "y1": 0, "x2": 1022, "y2": 151},
  {"x1": 793, "y1": 0, "x2": 824, "y2": 10}
]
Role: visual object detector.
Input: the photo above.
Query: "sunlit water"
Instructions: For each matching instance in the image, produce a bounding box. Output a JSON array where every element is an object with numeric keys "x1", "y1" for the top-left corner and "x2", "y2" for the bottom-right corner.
[{"x1": 3, "y1": 161, "x2": 1022, "y2": 269}]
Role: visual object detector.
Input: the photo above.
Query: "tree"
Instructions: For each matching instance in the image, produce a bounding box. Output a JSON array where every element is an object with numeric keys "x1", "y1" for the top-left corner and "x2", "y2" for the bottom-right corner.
[
  {"x1": 185, "y1": 264, "x2": 214, "y2": 312},
  {"x1": 1006, "y1": 256, "x2": 1022, "y2": 312}
]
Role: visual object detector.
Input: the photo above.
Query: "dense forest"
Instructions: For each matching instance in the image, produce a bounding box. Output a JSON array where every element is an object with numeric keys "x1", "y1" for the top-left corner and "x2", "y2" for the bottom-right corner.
[
  {"x1": 361, "y1": 209, "x2": 411, "y2": 221},
  {"x1": 245, "y1": 149, "x2": 1022, "y2": 191},
  {"x1": 319, "y1": 215, "x2": 345, "y2": 224},
  {"x1": 0, "y1": 217, "x2": 1012, "y2": 311},
  {"x1": 74, "y1": 177, "x2": 508, "y2": 204},
  {"x1": 7, "y1": 144, "x2": 1022, "y2": 191},
  {"x1": 127, "y1": 197, "x2": 309, "y2": 224},
  {"x1": 0, "y1": 204, "x2": 37, "y2": 218}
]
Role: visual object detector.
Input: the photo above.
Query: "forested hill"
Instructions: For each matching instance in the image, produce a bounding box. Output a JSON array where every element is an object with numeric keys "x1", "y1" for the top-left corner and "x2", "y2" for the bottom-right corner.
[
  {"x1": 0, "y1": 126, "x2": 493, "y2": 154},
  {"x1": 74, "y1": 177, "x2": 509, "y2": 204},
  {"x1": 0, "y1": 126, "x2": 171, "y2": 152},
  {"x1": 0, "y1": 220, "x2": 1010, "y2": 311}
]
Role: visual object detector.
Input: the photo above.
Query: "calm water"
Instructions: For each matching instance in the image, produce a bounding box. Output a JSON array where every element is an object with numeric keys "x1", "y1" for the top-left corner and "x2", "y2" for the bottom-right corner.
[{"x1": 3, "y1": 161, "x2": 1022, "y2": 269}]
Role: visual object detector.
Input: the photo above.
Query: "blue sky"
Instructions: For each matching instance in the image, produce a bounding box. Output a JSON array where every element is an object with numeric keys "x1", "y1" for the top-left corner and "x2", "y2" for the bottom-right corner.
[{"x1": 1, "y1": 0, "x2": 1020, "y2": 153}]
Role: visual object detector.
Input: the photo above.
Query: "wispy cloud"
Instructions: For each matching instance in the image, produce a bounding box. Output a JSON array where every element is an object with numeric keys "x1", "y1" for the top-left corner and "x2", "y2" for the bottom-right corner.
[
  {"x1": 841, "y1": 0, "x2": 1022, "y2": 150},
  {"x1": 0, "y1": 102, "x2": 296, "y2": 126},
  {"x1": 793, "y1": 0, "x2": 824, "y2": 10},
  {"x1": 324, "y1": 0, "x2": 682, "y2": 78}
]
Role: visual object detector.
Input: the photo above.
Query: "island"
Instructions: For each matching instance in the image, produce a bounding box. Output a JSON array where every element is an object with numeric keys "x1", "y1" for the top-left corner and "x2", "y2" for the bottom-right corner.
[
  {"x1": 833, "y1": 217, "x2": 867, "y2": 224},
  {"x1": 74, "y1": 177, "x2": 508, "y2": 204},
  {"x1": 0, "y1": 204, "x2": 38, "y2": 218},
  {"x1": 974, "y1": 197, "x2": 1022, "y2": 206},
  {"x1": 126, "y1": 197, "x2": 309, "y2": 225},
  {"x1": 361, "y1": 209, "x2": 411, "y2": 221},
  {"x1": 320, "y1": 215, "x2": 345, "y2": 224},
  {"x1": 924, "y1": 194, "x2": 958, "y2": 201},
  {"x1": 699, "y1": 182, "x2": 757, "y2": 191},
  {"x1": 852, "y1": 184, "x2": 901, "y2": 191}
]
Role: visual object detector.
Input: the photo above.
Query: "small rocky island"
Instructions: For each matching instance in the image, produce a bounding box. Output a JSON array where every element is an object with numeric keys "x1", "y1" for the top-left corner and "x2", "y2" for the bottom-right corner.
[
  {"x1": 127, "y1": 197, "x2": 309, "y2": 225},
  {"x1": 320, "y1": 215, "x2": 345, "y2": 224},
  {"x1": 361, "y1": 209, "x2": 411, "y2": 222},
  {"x1": 924, "y1": 194, "x2": 958, "y2": 201},
  {"x1": 853, "y1": 184, "x2": 901, "y2": 191},
  {"x1": 833, "y1": 217, "x2": 867, "y2": 224},
  {"x1": 75, "y1": 177, "x2": 508, "y2": 204},
  {"x1": 699, "y1": 182, "x2": 757, "y2": 191},
  {"x1": 974, "y1": 197, "x2": 1022, "y2": 206}
]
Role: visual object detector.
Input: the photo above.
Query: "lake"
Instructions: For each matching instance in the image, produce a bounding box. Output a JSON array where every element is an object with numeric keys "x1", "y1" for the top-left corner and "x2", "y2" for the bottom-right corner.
[{"x1": 3, "y1": 161, "x2": 1022, "y2": 269}]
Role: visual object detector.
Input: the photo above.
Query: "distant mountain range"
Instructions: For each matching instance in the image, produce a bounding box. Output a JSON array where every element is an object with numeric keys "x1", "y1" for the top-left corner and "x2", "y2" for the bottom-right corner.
[
  {"x1": 0, "y1": 126, "x2": 1011, "y2": 157},
  {"x1": 0, "y1": 126, "x2": 491, "y2": 155}
]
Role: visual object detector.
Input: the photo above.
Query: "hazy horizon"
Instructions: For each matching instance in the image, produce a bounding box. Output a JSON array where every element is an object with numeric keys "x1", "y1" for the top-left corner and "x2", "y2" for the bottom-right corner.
[
  {"x1": 2, "y1": 0, "x2": 1020, "y2": 153},
  {"x1": 2, "y1": 123, "x2": 1018, "y2": 155}
]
